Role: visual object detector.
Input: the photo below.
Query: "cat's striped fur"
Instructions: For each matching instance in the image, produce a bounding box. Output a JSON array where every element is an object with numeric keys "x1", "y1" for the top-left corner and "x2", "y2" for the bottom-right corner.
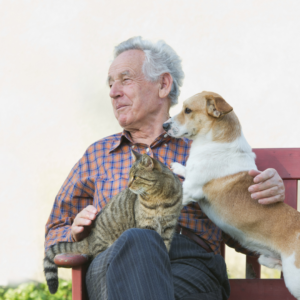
[{"x1": 44, "y1": 151, "x2": 183, "y2": 294}]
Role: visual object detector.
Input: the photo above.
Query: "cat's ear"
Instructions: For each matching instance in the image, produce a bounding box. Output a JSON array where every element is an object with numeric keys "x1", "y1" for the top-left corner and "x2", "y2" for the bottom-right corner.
[
  {"x1": 141, "y1": 154, "x2": 162, "y2": 172},
  {"x1": 141, "y1": 154, "x2": 154, "y2": 170},
  {"x1": 131, "y1": 150, "x2": 142, "y2": 162},
  {"x1": 152, "y1": 157, "x2": 163, "y2": 172}
]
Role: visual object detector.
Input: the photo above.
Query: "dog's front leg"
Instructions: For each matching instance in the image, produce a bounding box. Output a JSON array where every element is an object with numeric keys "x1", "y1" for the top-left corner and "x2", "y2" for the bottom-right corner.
[
  {"x1": 182, "y1": 193, "x2": 194, "y2": 206},
  {"x1": 182, "y1": 181, "x2": 204, "y2": 205},
  {"x1": 182, "y1": 181, "x2": 205, "y2": 206},
  {"x1": 171, "y1": 162, "x2": 186, "y2": 178},
  {"x1": 182, "y1": 189, "x2": 205, "y2": 206}
]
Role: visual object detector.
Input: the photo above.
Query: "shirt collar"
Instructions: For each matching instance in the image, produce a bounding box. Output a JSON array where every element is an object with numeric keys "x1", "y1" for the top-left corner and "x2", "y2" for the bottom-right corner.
[
  {"x1": 109, "y1": 130, "x2": 172, "y2": 153},
  {"x1": 109, "y1": 131, "x2": 132, "y2": 153}
]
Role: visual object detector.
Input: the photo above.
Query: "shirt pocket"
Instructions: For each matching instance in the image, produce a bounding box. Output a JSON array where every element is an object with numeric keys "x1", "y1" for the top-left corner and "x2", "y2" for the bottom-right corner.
[{"x1": 93, "y1": 175, "x2": 129, "y2": 211}]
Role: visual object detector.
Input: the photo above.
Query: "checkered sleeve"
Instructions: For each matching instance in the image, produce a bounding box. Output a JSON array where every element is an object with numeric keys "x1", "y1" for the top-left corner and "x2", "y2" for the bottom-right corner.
[
  {"x1": 44, "y1": 149, "x2": 96, "y2": 253},
  {"x1": 222, "y1": 231, "x2": 258, "y2": 257}
]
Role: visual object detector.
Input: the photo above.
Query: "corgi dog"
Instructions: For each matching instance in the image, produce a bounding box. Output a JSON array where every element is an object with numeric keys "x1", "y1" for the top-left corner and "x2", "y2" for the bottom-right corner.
[{"x1": 163, "y1": 91, "x2": 300, "y2": 300}]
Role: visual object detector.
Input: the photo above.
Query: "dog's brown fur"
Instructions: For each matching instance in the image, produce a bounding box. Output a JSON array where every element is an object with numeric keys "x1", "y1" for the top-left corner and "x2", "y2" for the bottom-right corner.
[{"x1": 203, "y1": 172, "x2": 300, "y2": 268}]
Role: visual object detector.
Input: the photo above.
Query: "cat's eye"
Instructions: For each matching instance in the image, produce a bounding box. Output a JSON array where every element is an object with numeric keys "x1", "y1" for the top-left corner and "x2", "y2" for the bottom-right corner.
[{"x1": 185, "y1": 107, "x2": 192, "y2": 114}]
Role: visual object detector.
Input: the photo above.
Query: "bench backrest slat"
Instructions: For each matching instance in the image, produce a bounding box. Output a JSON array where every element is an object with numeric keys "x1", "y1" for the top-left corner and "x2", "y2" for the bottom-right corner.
[
  {"x1": 253, "y1": 148, "x2": 300, "y2": 180},
  {"x1": 253, "y1": 148, "x2": 300, "y2": 209},
  {"x1": 283, "y1": 180, "x2": 298, "y2": 208}
]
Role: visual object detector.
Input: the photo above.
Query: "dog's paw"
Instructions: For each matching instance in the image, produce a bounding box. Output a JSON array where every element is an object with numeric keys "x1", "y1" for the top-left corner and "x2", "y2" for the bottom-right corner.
[
  {"x1": 258, "y1": 255, "x2": 282, "y2": 271},
  {"x1": 171, "y1": 162, "x2": 186, "y2": 177}
]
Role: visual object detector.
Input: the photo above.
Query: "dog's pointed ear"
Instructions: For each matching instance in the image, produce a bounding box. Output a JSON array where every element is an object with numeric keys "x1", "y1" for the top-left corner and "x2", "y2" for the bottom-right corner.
[
  {"x1": 205, "y1": 95, "x2": 233, "y2": 118},
  {"x1": 131, "y1": 150, "x2": 142, "y2": 162}
]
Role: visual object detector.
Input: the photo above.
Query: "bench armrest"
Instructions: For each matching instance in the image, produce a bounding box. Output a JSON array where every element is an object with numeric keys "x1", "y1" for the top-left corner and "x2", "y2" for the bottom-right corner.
[{"x1": 54, "y1": 254, "x2": 89, "y2": 268}]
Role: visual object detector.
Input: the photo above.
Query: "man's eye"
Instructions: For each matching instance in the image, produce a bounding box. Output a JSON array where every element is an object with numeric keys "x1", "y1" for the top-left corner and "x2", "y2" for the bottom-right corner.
[{"x1": 185, "y1": 108, "x2": 192, "y2": 114}]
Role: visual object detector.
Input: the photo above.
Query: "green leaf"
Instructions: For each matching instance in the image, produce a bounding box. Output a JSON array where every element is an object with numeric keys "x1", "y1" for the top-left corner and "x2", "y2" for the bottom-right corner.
[{"x1": 0, "y1": 279, "x2": 72, "y2": 300}]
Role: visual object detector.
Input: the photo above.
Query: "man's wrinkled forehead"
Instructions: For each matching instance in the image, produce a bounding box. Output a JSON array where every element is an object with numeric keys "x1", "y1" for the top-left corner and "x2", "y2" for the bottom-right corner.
[
  {"x1": 107, "y1": 50, "x2": 145, "y2": 82},
  {"x1": 107, "y1": 70, "x2": 130, "y2": 85}
]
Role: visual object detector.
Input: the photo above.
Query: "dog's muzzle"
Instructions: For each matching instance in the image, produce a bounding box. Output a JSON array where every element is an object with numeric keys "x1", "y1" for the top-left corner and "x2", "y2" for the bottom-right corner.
[{"x1": 163, "y1": 122, "x2": 171, "y2": 131}]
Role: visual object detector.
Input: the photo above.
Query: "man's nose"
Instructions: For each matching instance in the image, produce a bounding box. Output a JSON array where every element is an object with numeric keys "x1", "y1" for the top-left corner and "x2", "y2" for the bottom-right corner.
[
  {"x1": 163, "y1": 122, "x2": 171, "y2": 131},
  {"x1": 109, "y1": 81, "x2": 122, "y2": 99}
]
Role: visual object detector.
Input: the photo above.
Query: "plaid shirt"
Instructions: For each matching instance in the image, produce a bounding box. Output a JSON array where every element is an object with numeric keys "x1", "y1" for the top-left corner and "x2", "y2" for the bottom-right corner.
[{"x1": 45, "y1": 130, "x2": 252, "y2": 255}]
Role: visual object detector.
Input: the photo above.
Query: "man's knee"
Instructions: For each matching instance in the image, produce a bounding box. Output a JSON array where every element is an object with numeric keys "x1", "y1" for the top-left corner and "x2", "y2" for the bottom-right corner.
[
  {"x1": 118, "y1": 228, "x2": 165, "y2": 251},
  {"x1": 87, "y1": 228, "x2": 169, "y2": 284}
]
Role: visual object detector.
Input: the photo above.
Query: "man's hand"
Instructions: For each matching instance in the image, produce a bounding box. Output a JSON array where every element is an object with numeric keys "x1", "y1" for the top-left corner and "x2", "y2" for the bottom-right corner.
[
  {"x1": 248, "y1": 168, "x2": 285, "y2": 205},
  {"x1": 71, "y1": 205, "x2": 97, "y2": 242}
]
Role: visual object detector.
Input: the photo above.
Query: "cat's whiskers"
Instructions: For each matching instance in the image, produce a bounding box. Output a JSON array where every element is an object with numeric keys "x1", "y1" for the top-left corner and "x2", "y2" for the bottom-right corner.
[
  {"x1": 137, "y1": 188, "x2": 147, "y2": 197},
  {"x1": 129, "y1": 187, "x2": 147, "y2": 197}
]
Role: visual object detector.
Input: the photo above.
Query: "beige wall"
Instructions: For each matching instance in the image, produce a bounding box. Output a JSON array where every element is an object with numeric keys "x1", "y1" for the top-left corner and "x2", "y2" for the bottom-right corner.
[{"x1": 1, "y1": 0, "x2": 300, "y2": 285}]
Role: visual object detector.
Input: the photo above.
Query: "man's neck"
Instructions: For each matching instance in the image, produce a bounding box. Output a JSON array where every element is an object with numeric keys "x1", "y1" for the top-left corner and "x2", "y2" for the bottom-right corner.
[
  {"x1": 125, "y1": 109, "x2": 170, "y2": 146},
  {"x1": 128, "y1": 125, "x2": 166, "y2": 146}
]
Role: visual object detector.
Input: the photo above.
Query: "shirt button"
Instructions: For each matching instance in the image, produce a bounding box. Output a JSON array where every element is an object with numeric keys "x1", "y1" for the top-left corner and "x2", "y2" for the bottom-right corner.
[
  {"x1": 164, "y1": 134, "x2": 168, "y2": 138},
  {"x1": 164, "y1": 144, "x2": 167, "y2": 147},
  {"x1": 146, "y1": 148, "x2": 150, "y2": 152},
  {"x1": 132, "y1": 145, "x2": 135, "y2": 148}
]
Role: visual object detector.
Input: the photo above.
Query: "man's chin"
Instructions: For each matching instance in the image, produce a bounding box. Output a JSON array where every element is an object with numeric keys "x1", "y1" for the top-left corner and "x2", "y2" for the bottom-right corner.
[{"x1": 116, "y1": 114, "x2": 131, "y2": 128}]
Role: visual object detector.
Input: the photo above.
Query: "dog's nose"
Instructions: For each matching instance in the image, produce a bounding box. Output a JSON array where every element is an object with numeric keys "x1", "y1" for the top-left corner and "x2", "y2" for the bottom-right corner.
[{"x1": 163, "y1": 123, "x2": 171, "y2": 131}]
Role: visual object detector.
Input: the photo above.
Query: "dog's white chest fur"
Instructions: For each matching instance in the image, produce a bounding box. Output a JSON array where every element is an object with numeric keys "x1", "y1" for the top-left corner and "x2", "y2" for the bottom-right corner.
[{"x1": 172, "y1": 131, "x2": 257, "y2": 205}]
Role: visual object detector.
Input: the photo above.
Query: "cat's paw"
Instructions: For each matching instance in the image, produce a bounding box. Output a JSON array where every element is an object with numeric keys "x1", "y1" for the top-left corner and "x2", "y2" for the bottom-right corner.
[{"x1": 171, "y1": 162, "x2": 186, "y2": 177}]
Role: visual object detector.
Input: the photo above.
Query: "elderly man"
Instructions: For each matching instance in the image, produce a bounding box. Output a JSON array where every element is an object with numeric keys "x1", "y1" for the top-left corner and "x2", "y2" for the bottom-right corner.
[{"x1": 45, "y1": 37, "x2": 285, "y2": 300}]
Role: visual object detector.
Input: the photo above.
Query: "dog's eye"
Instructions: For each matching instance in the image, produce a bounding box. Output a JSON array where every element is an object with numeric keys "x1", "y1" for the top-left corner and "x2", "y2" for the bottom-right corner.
[{"x1": 185, "y1": 108, "x2": 192, "y2": 114}]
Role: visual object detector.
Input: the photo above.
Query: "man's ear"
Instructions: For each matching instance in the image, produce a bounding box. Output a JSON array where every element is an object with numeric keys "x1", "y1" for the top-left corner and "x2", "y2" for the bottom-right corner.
[
  {"x1": 158, "y1": 73, "x2": 173, "y2": 99},
  {"x1": 132, "y1": 150, "x2": 142, "y2": 162},
  {"x1": 205, "y1": 95, "x2": 233, "y2": 118}
]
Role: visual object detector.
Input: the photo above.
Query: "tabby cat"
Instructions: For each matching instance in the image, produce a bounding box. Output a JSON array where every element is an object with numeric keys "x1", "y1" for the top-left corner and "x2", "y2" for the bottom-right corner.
[{"x1": 44, "y1": 151, "x2": 183, "y2": 294}]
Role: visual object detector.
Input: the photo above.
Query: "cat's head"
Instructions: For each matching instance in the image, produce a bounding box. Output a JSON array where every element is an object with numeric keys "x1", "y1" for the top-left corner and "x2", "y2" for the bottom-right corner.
[{"x1": 128, "y1": 150, "x2": 180, "y2": 198}]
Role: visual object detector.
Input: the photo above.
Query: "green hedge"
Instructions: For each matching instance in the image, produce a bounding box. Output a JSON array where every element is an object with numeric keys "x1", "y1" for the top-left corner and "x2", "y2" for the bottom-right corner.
[{"x1": 0, "y1": 279, "x2": 71, "y2": 300}]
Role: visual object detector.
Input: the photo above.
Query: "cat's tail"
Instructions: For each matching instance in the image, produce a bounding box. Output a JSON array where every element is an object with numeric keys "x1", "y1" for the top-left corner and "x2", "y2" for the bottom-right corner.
[{"x1": 44, "y1": 240, "x2": 89, "y2": 294}]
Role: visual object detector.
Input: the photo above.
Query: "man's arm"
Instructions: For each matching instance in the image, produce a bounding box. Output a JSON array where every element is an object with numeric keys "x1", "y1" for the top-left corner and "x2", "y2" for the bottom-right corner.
[{"x1": 45, "y1": 150, "x2": 96, "y2": 252}]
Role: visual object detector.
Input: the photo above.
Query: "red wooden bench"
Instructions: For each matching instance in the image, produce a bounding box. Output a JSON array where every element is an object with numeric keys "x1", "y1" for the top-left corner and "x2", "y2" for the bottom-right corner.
[{"x1": 55, "y1": 148, "x2": 300, "y2": 300}]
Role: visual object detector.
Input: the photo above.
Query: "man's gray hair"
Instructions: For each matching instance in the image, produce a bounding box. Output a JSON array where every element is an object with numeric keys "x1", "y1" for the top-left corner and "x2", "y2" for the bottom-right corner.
[{"x1": 114, "y1": 36, "x2": 184, "y2": 106}]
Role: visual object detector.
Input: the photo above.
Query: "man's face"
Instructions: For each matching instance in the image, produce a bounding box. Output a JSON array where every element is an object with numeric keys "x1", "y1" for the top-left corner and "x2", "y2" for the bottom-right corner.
[{"x1": 108, "y1": 49, "x2": 161, "y2": 129}]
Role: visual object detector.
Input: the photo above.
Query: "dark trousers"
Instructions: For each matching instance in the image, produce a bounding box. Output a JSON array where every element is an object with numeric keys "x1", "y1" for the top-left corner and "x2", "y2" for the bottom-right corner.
[{"x1": 86, "y1": 228, "x2": 230, "y2": 300}]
